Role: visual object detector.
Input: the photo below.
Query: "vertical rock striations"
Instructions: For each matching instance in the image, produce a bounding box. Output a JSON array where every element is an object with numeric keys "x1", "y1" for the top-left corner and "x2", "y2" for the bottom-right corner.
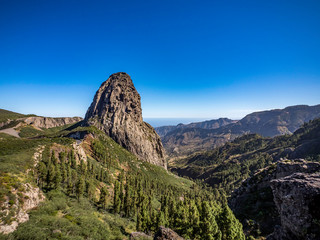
[{"x1": 84, "y1": 72, "x2": 166, "y2": 169}]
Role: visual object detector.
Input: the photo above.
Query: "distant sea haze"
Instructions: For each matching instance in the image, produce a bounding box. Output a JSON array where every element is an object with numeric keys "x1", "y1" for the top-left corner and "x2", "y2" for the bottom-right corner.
[{"x1": 144, "y1": 118, "x2": 209, "y2": 127}]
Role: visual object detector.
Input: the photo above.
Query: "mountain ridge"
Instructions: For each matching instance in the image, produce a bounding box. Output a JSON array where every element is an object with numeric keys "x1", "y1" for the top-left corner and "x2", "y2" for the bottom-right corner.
[
  {"x1": 155, "y1": 117, "x2": 237, "y2": 137},
  {"x1": 161, "y1": 104, "x2": 320, "y2": 157}
]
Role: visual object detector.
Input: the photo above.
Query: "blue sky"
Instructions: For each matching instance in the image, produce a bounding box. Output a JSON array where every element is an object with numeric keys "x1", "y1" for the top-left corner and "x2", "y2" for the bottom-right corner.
[{"x1": 1, "y1": 0, "x2": 320, "y2": 120}]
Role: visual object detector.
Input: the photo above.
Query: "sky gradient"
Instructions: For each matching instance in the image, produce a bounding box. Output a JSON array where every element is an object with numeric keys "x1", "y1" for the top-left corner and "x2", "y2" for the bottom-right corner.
[{"x1": 1, "y1": 0, "x2": 320, "y2": 120}]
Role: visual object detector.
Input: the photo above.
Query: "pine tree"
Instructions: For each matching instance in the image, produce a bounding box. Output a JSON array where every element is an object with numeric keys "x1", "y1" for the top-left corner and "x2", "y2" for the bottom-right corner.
[
  {"x1": 189, "y1": 201, "x2": 200, "y2": 239},
  {"x1": 99, "y1": 186, "x2": 108, "y2": 209},
  {"x1": 54, "y1": 166, "x2": 62, "y2": 189},
  {"x1": 119, "y1": 179, "x2": 124, "y2": 212},
  {"x1": 140, "y1": 203, "x2": 149, "y2": 232},
  {"x1": 76, "y1": 176, "x2": 85, "y2": 200},
  {"x1": 124, "y1": 183, "x2": 131, "y2": 217},
  {"x1": 157, "y1": 211, "x2": 167, "y2": 228},
  {"x1": 200, "y1": 201, "x2": 221, "y2": 240},
  {"x1": 86, "y1": 180, "x2": 96, "y2": 202},
  {"x1": 113, "y1": 180, "x2": 121, "y2": 213},
  {"x1": 70, "y1": 150, "x2": 76, "y2": 168},
  {"x1": 59, "y1": 151, "x2": 66, "y2": 164},
  {"x1": 61, "y1": 162, "x2": 67, "y2": 186},
  {"x1": 46, "y1": 164, "x2": 55, "y2": 189},
  {"x1": 51, "y1": 152, "x2": 58, "y2": 165},
  {"x1": 69, "y1": 170, "x2": 78, "y2": 195},
  {"x1": 217, "y1": 204, "x2": 245, "y2": 240},
  {"x1": 37, "y1": 162, "x2": 47, "y2": 189},
  {"x1": 137, "y1": 211, "x2": 143, "y2": 231},
  {"x1": 80, "y1": 159, "x2": 86, "y2": 175}
]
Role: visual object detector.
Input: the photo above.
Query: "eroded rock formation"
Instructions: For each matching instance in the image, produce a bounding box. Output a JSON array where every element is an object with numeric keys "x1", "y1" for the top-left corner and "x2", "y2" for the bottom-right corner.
[
  {"x1": 268, "y1": 173, "x2": 320, "y2": 240},
  {"x1": 84, "y1": 72, "x2": 166, "y2": 169},
  {"x1": 230, "y1": 159, "x2": 320, "y2": 237},
  {"x1": 22, "y1": 116, "x2": 82, "y2": 129},
  {"x1": 0, "y1": 183, "x2": 45, "y2": 234}
]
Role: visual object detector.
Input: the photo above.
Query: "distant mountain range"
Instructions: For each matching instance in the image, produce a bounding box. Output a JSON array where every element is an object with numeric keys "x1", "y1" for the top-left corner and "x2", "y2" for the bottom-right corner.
[
  {"x1": 157, "y1": 104, "x2": 320, "y2": 157},
  {"x1": 155, "y1": 118, "x2": 237, "y2": 137}
]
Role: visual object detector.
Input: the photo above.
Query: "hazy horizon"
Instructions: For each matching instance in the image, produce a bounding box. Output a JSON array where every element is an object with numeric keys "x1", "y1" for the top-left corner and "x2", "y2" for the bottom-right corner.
[{"x1": 3, "y1": 103, "x2": 320, "y2": 128}]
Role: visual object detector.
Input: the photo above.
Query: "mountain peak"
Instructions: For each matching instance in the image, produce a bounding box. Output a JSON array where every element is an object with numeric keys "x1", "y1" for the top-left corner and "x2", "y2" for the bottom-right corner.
[
  {"x1": 107, "y1": 72, "x2": 132, "y2": 84},
  {"x1": 85, "y1": 73, "x2": 166, "y2": 169}
]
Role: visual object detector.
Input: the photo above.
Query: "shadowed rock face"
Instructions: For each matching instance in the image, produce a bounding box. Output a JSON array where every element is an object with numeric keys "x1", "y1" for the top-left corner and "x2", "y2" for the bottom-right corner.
[
  {"x1": 269, "y1": 173, "x2": 320, "y2": 240},
  {"x1": 230, "y1": 159, "x2": 320, "y2": 237},
  {"x1": 85, "y1": 72, "x2": 166, "y2": 169}
]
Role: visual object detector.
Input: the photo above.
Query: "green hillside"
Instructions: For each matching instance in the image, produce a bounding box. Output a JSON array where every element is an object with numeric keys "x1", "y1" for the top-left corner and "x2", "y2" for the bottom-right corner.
[
  {"x1": 0, "y1": 124, "x2": 245, "y2": 240},
  {"x1": 170, "y1": 118, "x2": 320, "y2": 194},
  {"x1": 0, "y1": 109, "x2": 37, "y2": 124}
]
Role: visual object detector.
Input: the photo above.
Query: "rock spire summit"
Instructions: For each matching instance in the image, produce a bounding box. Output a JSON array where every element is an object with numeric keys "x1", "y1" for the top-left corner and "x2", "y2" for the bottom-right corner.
[{"x1": 85, "y1": 72, "x2": 166, "y2": 169}]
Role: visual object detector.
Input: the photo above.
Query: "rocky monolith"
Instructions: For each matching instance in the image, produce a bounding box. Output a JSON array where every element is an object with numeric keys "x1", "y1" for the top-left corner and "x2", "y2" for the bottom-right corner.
[{"x1": 84, "y1": 72, "x2": 166, "y2": 169}]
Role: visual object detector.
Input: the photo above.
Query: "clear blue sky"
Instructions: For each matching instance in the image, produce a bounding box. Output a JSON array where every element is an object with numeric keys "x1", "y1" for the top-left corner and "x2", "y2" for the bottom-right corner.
[{"x1": 1, "y1": 0, "x2": 320, "y2": 119}]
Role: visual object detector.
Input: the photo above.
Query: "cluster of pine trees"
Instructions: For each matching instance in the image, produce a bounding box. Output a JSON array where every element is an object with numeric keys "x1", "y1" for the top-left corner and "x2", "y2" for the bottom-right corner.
[
  {"x1": 35, "y1": 141, "x2": 245, "y2": 240},
  {"x1": 111, "y1": 171, "x2": 245, "y2": 240},
  {"x1": 36, "y1": 147, "x2": 111, "y2": 202}
]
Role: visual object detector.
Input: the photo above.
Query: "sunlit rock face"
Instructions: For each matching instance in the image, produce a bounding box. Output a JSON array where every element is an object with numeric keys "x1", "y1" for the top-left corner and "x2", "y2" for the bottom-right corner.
[{"x1": 85, "y1": 72, "x2": 166, "y2": 169}]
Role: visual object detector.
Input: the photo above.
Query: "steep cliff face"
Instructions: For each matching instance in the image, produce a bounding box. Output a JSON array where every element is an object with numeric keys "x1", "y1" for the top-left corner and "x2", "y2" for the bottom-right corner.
[
  {"x1": 84, "y1": 72, "x2": 166, "y2": 169},
  {"x1": 268, "y1": 172, "x2": 320, "y2": 240},
  {"x1": 230, "y1": 159, "x2": 320, "y2": 238}
]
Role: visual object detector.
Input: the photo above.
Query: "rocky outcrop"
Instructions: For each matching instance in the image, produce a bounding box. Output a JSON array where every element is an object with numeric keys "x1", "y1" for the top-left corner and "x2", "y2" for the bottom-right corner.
[
  {"x1": 268, "y1": 173, "x2": 320, "y2": 240},
  {"x1": 230, "y1": 159, "x2": 320, "y2": 237},
  {"x1": 84, "y1": 72, "x2": 166, "y2": 169},
  {"x1": 154, "y1": 226, "x2": 184, "y2": 240},
  {"x1": 22, "y1": 116, "x2": 82, "y2": 129},
  {"x1": 72, "y1": 142, "x2": 87, "y2": 163},
  {"x1": 0, "y1": 183, "x2": 45, "y2": 234}
]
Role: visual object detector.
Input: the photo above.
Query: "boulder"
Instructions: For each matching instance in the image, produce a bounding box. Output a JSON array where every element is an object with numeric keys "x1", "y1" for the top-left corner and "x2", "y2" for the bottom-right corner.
[{"x1": 154, "y1": 226, "x2": 184, "y2": 240}]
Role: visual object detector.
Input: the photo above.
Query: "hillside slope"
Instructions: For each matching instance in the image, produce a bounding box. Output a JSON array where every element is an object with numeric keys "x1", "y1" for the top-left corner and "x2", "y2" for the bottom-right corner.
[
  {"x1": 0, "y1": 109, "x2": 82, "y2": 138},
  {"x1": 0, "y1": 112, "x2": 245, "y2": 239},
  {"x1": 170, "y1": 118, "x2": 320, "y2": 193}
]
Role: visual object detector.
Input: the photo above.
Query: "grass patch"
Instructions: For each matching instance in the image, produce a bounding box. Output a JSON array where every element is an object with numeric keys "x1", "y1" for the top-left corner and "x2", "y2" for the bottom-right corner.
[{"x1": 18, "y1": 126, "x2": 44, "y2": 138}]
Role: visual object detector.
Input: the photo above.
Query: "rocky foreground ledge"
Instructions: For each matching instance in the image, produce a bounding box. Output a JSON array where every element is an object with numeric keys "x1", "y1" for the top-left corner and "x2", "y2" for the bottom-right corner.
[
  {"x1": 230, "y1": 159, "x2": 320, "y2": 239},
  {"x1": 268, "y1": 172, "x2": 320, "y2": 240}
]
